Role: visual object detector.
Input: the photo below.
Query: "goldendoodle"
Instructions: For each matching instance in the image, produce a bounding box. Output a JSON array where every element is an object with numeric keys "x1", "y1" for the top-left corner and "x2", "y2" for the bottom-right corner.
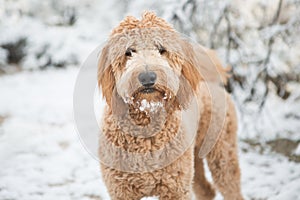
[{"x1": 97, "y1": 11, "x2": 244, "y2": 200}]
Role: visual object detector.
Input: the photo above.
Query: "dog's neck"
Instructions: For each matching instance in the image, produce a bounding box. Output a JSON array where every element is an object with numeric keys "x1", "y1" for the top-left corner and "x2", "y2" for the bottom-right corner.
[{"x1": 102, "y1": 106, "x2": 181, "y2": 153}]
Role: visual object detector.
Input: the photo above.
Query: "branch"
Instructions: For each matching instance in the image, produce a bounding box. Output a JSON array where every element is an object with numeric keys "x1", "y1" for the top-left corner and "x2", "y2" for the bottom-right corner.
[{"x1": 271, "y1": 0, "x2": 283, "y2": 25}]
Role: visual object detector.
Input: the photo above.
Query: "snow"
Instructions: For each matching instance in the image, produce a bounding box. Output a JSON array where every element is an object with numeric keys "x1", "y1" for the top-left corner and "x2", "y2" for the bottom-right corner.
[
  {"x1": 138, "y1": 99, "x2": 163, "y2": 112},
  {"x1": 294, "y1": 144, "x2": 300, "y2": 156},
  {"x1": 0, "y1": 0, "x2": 123, "y2": 69},
  {"x1": 0, "y1": 68, "x2": 299, "y2": 200},
  {"x1": 0, "y1": 0, "x2": 300, "y2": 199},
  {"x1": 240, "y1": 150, "x2": 300, "y2": 200}
]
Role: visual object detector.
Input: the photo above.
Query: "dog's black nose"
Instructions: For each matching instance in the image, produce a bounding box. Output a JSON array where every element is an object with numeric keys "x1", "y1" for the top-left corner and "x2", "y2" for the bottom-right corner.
[{"x1": 138, "y1": 71, "x2": 157, "y2": 87}]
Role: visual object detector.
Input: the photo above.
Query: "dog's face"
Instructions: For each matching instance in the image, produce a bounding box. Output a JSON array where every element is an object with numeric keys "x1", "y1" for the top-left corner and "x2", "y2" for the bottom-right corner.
[
  {"x1": 115, "y1": 29, "x2": 182, "y2": 111},
  {"x1": 98, "y1": 13, "x2": 204, "y2": 119}
]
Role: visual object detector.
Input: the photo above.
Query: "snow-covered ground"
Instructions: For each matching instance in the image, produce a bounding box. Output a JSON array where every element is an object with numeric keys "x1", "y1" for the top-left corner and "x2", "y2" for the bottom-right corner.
[
  {"x1": 0, "y1": 0, "x2": 300, "y2": 199},
  {"x1": 0, "y1": 68, "x2": 299, "y2": 200}
]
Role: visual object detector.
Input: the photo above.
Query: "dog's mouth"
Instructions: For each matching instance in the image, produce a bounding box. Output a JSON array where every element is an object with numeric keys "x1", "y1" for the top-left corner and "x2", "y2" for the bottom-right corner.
[
  {"x1": 123, "y1": 85, "x2": 176, "y2": 109},
  {"x1": 134, "y1": 86, "x2": 168, "y2": 99},
  {"x1": 139, "y1": 87, "x2": 156, "y2": 94},
  {"x1": 130, "y1": 85, "x2": 176, "y2": 102}
]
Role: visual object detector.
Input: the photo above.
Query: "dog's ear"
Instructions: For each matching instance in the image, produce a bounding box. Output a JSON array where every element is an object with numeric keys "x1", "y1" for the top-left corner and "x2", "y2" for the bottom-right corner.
[
  {"x1": 98, "y1": 45, "x2": 115, "y2": 107},
  {"x1": 176, "y1": 39, "x2": 230, "y2": 109},
  {"x1": 180, "y1": 41, "x2": 203, "y2": 91},
  {"x1": 176, "y1": 75, "x2": 194, "y2": 109},
  {"x1": 175, "y1": 40, "x2": 202, "y2": 109}
]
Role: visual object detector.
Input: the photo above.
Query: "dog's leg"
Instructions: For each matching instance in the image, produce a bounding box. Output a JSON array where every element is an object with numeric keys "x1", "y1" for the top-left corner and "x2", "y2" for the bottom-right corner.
[
  {"x1": 159, "y1": 182, "x2": 192, "y2": 200},
  {"x1": 193, "y1": 156, "x2": 215, "y2": 200},
  {"x1": 159, "y1": 192, "x2": 192, "y2": 200},
  {"x1": 108, "y1": 189, "x2": 141, "y2": 200},
  {"x1": 102, "y1": 181, "x2": 142, "y2": 200},
  {"x1": 206, "y1": 103, "x2": 244, "y2": 200},
  {"x1": 159, "y1": 148, "x2": 194, "y2": 200},
  {"x1": 100, "y1": 165, "x2": 143, "y2": 200},
  {"x1": 206, "y1": 139, "x2": 243, "y2": 200},
  {"x1": 193, "y1": 97, "x2": 216, "y2": 200}
]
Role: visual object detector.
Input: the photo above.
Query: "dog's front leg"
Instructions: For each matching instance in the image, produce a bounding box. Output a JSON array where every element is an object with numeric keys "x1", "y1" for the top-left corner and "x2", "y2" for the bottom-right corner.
[
  {"x1": 100, "y1": 165, "x2": 143, "y2": 200},
  {"x1": 158, "y1": 148, "x2": 194, "y2": 200}
]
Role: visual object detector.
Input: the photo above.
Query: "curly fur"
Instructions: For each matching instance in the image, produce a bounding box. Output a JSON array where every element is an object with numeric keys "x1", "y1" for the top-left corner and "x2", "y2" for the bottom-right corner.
[{"x1": 98, "y1": 12, "x2": 244, "y2": 200}]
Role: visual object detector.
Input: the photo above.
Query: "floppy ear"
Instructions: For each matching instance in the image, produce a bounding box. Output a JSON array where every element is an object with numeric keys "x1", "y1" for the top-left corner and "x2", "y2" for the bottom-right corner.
[
  {"x1": 181, "y1": 57, "x2": 202, "y2": 91},
  {"x1": 176, "y1": 40, "x2": 202, "y2": 109},
  {"x1": 176, "y1": 75, "x2": 194, "y2": 109},
  {"x1": 98, "y1": 45, "x2": 115, "y2": 107}
]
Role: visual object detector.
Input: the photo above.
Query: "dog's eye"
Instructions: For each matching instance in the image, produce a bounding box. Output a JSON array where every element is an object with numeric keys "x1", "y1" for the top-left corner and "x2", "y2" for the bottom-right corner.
[
  {"x1": 158, "y1": 46, "x2": 167, "y2": 55},
  {"x1": 125, "y1": 48, "x2": 136, "y2": 57}
]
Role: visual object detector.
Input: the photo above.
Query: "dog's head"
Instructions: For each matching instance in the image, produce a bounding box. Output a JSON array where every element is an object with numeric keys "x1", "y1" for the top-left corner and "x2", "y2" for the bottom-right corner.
[{"x1": 98, "y1": 12, "x2": 227, "y2": 120}]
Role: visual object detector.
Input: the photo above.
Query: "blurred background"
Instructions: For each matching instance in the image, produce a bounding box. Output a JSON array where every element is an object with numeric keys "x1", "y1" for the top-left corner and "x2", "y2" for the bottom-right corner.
[{"x1": 0, "y1": 0, "x2": 299, "y2": 199}]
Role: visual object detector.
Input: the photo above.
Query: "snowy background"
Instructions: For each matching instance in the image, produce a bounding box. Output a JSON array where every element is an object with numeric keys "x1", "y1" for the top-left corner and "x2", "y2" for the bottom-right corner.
[{"x1": 0, "y1": 0, "x2": 300, "y2": 199}]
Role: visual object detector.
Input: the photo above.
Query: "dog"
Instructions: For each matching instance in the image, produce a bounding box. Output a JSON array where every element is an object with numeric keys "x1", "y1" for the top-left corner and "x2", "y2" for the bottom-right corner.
[{"x1": 97, "y1": 12, "x2": 244, "y2": 200}]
